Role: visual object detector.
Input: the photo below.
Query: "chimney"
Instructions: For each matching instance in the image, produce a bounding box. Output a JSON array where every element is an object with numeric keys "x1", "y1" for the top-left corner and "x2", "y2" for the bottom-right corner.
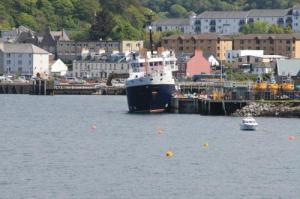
[{"x1": 194, "y1": 48, "x2": 203, "y2": 57}]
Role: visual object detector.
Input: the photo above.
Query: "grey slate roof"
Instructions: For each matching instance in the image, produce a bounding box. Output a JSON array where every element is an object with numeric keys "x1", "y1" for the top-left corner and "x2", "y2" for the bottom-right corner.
[
  {"x1": 277, "y1": 59, "x2": 300, "y2": 76},
  {"x1": 197, "y1": 11, "x2": 249, "y2": 19},
  {"x1": 197, "y1": 8, "x2": 291, "y2": 19},
  {"x1": 50, "y1": 30, "x2": 70, "y2": 41},
  {"x1": 249, "y1": 9, "x2": 290, "y2": 17},
  {"x1": 1, "y1": 43, "x2": 50, "y2": 54},
  {"x1": 234, "y1": 33, "x2": 300, "y2": 40},
  {"x1": 152, "y1": 18, "x2": 189, "y2": 26},
  {"x1": 163, "y1": 33, "x2": 232, "y2": 40}
]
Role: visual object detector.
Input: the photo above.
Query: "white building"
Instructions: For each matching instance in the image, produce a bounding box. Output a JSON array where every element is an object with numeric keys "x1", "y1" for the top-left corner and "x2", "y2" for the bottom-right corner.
[
  {"x1": 153, "y1": 6, "x2": 300, "y2": 35},
  {"x1": 50, "y1": 59, "x2": 68, "y2": 77},
  {"x1": 72, "y1": 53, "x2": 129, "y2": 79},
  {"x1": 226, "y1": 50, "x2": 264, "y2": 63},
  {"x1": 151, "y1": 14, "x2": 195, "y2": 34},
  {"x1": 0, "y1": 43, "x2": 50, "y2": 78},
  {"x1": 195, "y1": 11, "x2": 248, "y2": 35}
]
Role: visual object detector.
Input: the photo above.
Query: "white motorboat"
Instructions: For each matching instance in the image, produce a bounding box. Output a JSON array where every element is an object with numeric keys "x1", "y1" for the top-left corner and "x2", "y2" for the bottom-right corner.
[{"x1": 240, "y1": 117, "x2": 258, "y2": 130}]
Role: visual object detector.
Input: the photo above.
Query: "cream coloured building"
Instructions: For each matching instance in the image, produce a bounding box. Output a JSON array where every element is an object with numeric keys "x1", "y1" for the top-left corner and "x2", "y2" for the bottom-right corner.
[
  {"x1": 57, "y1": 40, "x2": 143, "y2": 62},
  {"x1": 72, "y1": 53, "x2": 129, "y2": 79}
]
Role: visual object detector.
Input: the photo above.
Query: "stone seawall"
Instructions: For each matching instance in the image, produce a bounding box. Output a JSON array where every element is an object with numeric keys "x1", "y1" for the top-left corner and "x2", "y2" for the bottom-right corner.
[{"x1": 233, "y1": 102, "x2": 300, "y2": 118}]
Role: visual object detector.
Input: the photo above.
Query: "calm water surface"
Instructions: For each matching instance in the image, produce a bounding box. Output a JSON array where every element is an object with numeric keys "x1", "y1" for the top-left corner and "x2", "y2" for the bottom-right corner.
[{"x1": 0, "y1": 95, "x2": 299, "y2": 199}]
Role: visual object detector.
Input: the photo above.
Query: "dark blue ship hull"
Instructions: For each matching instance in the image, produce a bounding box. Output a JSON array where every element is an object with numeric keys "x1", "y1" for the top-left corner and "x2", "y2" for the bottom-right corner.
[{"x1": 126, "y1": 84, "x2": 175, "y2": 113}]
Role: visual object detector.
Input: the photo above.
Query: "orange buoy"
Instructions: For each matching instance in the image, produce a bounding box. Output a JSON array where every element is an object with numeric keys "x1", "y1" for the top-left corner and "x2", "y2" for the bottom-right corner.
[{"x1": 288, "y1": 135, "x2": 296, "y2": 141}]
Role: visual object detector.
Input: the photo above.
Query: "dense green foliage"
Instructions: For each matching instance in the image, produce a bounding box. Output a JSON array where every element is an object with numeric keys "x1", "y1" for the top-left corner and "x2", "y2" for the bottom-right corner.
[
  {"x1": 1, "y1": 0, "x2": 300, "y2": 41},
  {"x1": 141, "y1": 0, "x2": 300, "y2": 17},
  {"x1": 241, "y1": 21, "x2": 293, "y2": 34}
]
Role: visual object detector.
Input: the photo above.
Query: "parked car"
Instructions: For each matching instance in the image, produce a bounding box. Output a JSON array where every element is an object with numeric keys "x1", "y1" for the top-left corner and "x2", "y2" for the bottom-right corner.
[
  {"x1": 65, "y1": 77, "x2": 86, "y2": 84},
  {"x1": 0, "y1": 76, "x2": 13, "y2": 83}
]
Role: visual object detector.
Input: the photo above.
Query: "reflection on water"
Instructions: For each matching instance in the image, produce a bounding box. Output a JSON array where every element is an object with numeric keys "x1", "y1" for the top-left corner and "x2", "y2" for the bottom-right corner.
[{"x1": 0, "y1": 95, "x2": 299, "y2": 198}]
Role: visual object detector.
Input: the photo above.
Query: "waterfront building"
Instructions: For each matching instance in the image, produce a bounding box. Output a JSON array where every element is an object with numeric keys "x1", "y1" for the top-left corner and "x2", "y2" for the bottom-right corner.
[
  {"x1": 175, "y1": 49, "x2": 211, "y2": 78},
  {"x1": 226, "y1": 49, "x2": 286, "y2": 73},
  {"x1": 204, "y1": 53, "x2": 220, "y2": 66},
  {"x1": 277, "y1": 59, "x2": 300, "y2": 77},
  {"x1": 50, "y1": 59, "x2": 68, "y2": 77},
  {"x1": 0, "y1": 43, "x2": 50, "y2": 78},
  {"x1": 162, "y1": 33, "x2": 232, "y2": 60},
  {"x1": 226, "y1": 50, "x2": 264, "y2": 63},
  {"x1": 233, "y1": 33, "x2": 300, "y2": 58},
  {"x1": 72, "y1": 52, "x2": 129, "y2": 79},
  {"x1": 57, "y1": 40, "x2": 143, "y2": 62}
]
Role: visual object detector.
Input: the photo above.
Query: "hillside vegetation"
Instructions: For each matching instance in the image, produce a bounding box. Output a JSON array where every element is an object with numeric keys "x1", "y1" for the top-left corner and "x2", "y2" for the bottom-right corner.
[{"x1": 1, "y1": 0, "x2": 300, "y2": 41}]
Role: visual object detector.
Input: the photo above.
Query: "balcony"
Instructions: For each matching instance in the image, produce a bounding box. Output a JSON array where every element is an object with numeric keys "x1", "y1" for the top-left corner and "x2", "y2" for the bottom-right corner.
[
  {"x1": 277, "y1": 18, "x2": 284, "y2": 25},
  {"x1": 210, "y1": 27, "x2": 216, "y2": 33},
  {"x1": 286, "y1": 17, "x2": 293, "y2": 24},
  {"x1": 195, "y1": 20, "x2": 201, "y2": 25},
  {"x1": 239, "y1": 20, "x2": 245, "y2": 26}
]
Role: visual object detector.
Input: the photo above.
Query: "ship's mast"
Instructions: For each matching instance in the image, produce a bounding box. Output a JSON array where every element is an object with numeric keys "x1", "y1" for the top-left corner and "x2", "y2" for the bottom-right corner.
[
  {"x1": 145, "y1": 12, "x2": 154, "y2": 56},
  {"x1": 149, "y1": 26, "x2": 154, "y2": 56}
]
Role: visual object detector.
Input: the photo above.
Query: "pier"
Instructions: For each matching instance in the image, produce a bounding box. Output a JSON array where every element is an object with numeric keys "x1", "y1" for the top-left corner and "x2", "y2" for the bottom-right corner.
[
  {"x1": 0, "y1": 81, "x2": 126, "y2": 95},
  {"x1": 171, "y1": 97, "x2": 248, "y2": 115}
]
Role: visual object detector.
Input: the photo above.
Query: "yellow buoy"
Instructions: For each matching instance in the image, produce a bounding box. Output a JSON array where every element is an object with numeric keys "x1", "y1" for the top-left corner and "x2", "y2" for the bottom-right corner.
[
  {"x1": 166, "y1": 151, "x2": 173, "y2": 157},
  {"x1": 203, "y1": 143, "x2": 209, "y2": 149}
]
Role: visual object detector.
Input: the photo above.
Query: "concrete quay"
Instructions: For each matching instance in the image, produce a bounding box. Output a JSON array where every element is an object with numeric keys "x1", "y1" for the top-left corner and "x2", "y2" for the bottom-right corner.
[{"x1": 171, "y1": 97, "x2": 248, "y2": 115}]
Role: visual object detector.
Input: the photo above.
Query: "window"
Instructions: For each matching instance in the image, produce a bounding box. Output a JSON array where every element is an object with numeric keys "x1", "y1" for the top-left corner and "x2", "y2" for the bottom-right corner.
[
  {"x1": 18, "y1": 60, "x2": 22, "y2": 65},
  {"x1": 7, "y1": 53, "x2": 11, "y2": 58},
  {"x1": 6, "y1": 60, "x2": 11, "y2": 64}
]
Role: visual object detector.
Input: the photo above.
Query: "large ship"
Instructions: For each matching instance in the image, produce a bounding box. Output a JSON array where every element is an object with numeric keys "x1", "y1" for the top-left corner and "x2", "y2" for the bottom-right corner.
[{"x1": 125, "y1": 27, "x2": 177, "y2": 113}]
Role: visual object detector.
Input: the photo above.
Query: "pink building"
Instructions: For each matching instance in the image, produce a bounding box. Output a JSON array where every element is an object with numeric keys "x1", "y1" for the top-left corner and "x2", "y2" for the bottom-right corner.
[{"x1": 175, "y1": 49, "x2": 211, "y2": 78}]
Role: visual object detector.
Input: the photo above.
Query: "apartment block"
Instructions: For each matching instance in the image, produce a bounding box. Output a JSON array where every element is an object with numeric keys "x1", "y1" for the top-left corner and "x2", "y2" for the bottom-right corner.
[
  {"x1": 152, "y1": 6, "x2": 300, "y2": 35},
  {"x1": 233, "y1": 33, "x2": 300, "y2": 58},
  {"x1": 162, "y1": 34, "x2": 233, "y2": 60}
]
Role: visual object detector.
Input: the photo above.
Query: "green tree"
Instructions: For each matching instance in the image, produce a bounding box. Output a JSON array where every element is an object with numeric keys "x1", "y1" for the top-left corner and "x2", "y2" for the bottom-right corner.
[
  {"x1": 169, "y1": 4, "x2": 188, "y2": 17},
  {"x1": 17, "y1": 12, "x2": 38, "y2": 29},
  {"x1": 242, "y1": 21, "x2": 269, "y2": 34},
  {"x1": 74, "y1": 0, "x2": 101, "y2": 22}
]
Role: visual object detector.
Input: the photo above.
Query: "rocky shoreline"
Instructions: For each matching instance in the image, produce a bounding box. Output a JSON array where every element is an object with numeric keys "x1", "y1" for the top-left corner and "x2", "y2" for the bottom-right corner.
[{"x1": 233, "y1": 101, "x2": 300, "y2": 118}]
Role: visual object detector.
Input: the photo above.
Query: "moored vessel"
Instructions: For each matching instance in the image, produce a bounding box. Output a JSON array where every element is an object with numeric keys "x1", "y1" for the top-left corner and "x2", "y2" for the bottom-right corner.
[
  {"x1": 240, "y1": 116, "x2": 258, "y2": 130},
  {"x1": 125, "y1": 49, "x2": 177, "y2": 113}
]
